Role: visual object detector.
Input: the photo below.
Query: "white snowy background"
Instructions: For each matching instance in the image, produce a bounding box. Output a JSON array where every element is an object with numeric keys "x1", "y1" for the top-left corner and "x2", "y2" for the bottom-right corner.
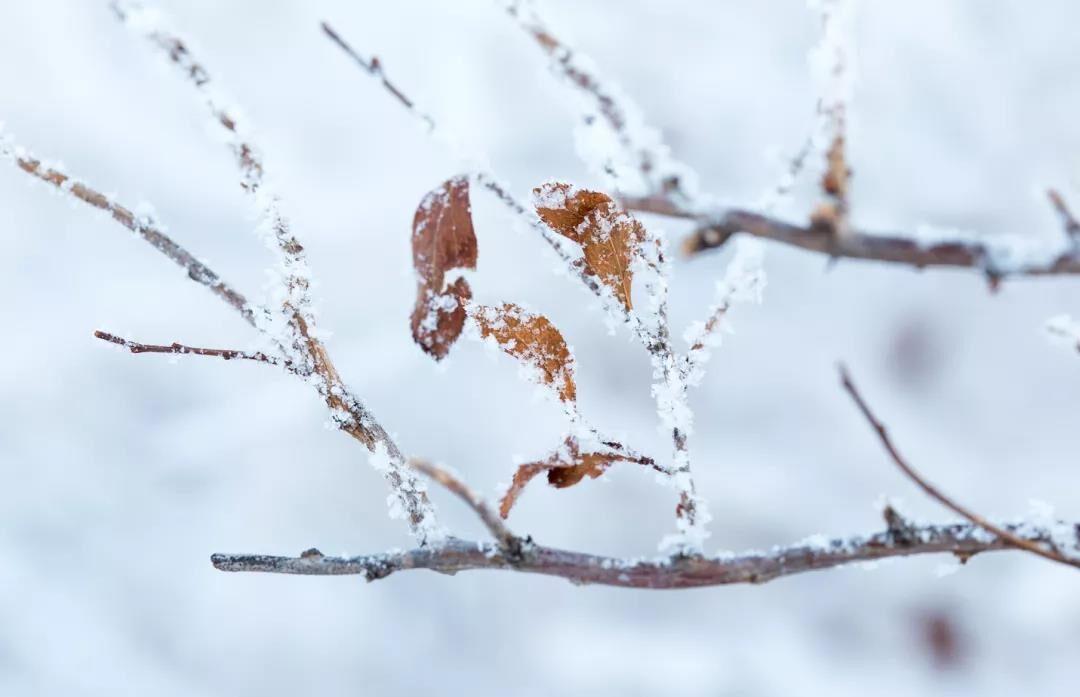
[{"x1": 1, "y1": 1, "x2": 1079, "y2": 695}]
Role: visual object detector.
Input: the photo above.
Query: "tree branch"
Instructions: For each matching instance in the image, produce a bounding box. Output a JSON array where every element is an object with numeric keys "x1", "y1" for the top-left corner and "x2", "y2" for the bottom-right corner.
[
  {"x1": 93, "y1": 330, "x2": 281, "y2": 365},
  {"x1": 839, "y1": 364, "x2": 1080, "y2": 570},
  {"x1": 408, "y1": 459, "x2": 521, "y2": 556},
  {"x1": 500, "y1": 0, "x2": 695, "y2": 203},
  {"x1": 626, "y1": 203, "x2": 1080, "y2": 281},
  {"x1": 211, "y1": 520, "x2": 1079, "y2": 587},
  {"x1": 110, "y1": 1, "x2": 445, "y2": 545},
  {"x1": 6, "y1": 153, "x2": 254, "y2": 324}
]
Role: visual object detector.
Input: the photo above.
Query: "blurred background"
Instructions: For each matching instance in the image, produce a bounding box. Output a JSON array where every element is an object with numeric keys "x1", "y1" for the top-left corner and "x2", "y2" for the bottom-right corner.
[{"x1": 1, "y1": 1, "x2": 1078, "y2": 694}]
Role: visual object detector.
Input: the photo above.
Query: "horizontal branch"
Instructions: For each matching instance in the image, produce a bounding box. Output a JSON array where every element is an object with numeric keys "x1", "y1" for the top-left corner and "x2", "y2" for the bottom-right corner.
[
  {"x1": 93, "y1": 330, "x2": 281, "y2": 365},
  {"x1": 623, "y1": 199, "x2": 1080, "y2": 279},
  {"x1": 212, "y1": 520, "x2": 1079, "y2": 588}
]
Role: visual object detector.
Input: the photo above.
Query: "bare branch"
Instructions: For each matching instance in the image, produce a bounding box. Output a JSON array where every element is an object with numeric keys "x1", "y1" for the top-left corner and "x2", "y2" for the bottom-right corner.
[
  {"x1": 408, "y1": 460, "x2": 521, "y2": 556},
  {"x1": 93, "y1": 330, "x2": 281, "y2": 365},
  {"x1": 211, "y1": 520, "x2": 1079, "y2": 586},
  {"x1": 648, "y1": 206, "x2": 1080, "y2": 281},
  {"x1": 320, "y1": 22, "x2": 435, "y2": 131},
  {"x1": 1048, "y1": 188, "x2": 1080, "y2": 244},
  {"x1": 839, "y1": 365, "x2": 1080, "y2": 570},
  {"x1": 6, "y1": 152, "x2": 254, "y2": 324}
]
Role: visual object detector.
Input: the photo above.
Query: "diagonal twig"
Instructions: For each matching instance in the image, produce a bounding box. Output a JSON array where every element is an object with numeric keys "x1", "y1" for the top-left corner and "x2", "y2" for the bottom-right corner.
[
  {"x1": 408, "y1": 459, "x2": 522, "y2": 557},
  {"x1": 839, "y1": 364, "x2": 1080, "y2": 570},
  {"x1": 6, "y1": 152, "x2": 254, "y2": 324},
  {"x1": 102, "y1": 1, "x2": 445, "y2": 545},
  {"x1": 500, "y1": 0, "x2": 696, "y2": 204}
]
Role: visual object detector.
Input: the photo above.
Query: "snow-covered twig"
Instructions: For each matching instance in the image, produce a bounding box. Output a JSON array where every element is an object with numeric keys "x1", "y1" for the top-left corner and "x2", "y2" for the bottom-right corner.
[
  {"x1": 110, "y1": 0, "x2": 311, "y2": 346},
  {"x1": 211, "y1": 518, "x2": 1080, "y2": 586},
  {"x1": 500, "y1": 0, "x2": 699, "y2": 204},
  {"x1": 840, "y1": 365, "x2": 1080, "y2": 569},
  {"x1": 1, "y1": 149, "x2": 254, "y2": 323}
]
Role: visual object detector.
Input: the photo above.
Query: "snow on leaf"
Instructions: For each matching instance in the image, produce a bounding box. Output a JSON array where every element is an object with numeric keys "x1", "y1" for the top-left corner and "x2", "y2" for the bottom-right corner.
[
  {"x1": 533, "y1": 182, "x2": 644, "y2": 311},
  {"x1": 498, "y1": 436, "x2": 653, "y2": 518},
  {"x1": 470, "y1": 302, "x2": 576, "y2": 404},
  {"x1": 410, "y1": 176, "x2": 477, "y2": 360}
]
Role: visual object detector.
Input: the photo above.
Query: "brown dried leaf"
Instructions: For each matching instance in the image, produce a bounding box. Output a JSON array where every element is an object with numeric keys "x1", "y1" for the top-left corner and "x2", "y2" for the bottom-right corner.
[
  {"x1": 471, "y1": 303, "x2": 576, "y2": 404},
  {"x1": 822, "y1": 133, "x2": 850, "y2": 201},
  {"x1": 411, "y1": 176, "x2": 477, "y2": 360},
  {"x1": 497, "y1": 437, "x2": 653, "y2": 518},
  {"x1": 410, "y1": 277, "x2": 471, "y2": 360},
  {"x1": 533, "y1": 182, "x2": 644, "y2": 311}
]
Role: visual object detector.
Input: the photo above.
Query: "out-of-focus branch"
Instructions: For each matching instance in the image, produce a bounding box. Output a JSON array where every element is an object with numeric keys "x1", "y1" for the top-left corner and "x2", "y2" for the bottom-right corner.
[
  {"x1": 94, "y1": 331, "x2": 281, "y2": 365},
  {"x1": 840, "y1": 365, "x2": 1080, "y2": 570},
  {"x1": 500, "y1": 0, "x2": 696, "y2": 204},
  {"x1": 1048, "y1": 189, "x2": 1080, "y2": 245},
  {"x1": 626, "y1": 202, "x2": 1080, "y2": 281},
  {"x1": 211, "y1": 519, "x2": 1079, "y2": 586}
]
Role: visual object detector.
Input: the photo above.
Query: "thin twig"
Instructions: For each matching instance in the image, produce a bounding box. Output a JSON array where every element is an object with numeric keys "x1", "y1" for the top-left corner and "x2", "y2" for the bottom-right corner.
[
  {"x1": 1048, "y1": 189, "x2": 1080, "y2": 244},
  {"x1": 104, "y1": 1, "x2": 445, "y2": 546},
  {"x1": 94, "y1": 330, "x2": 281, "y2": 365},
  {"x1": 408, "y1": 459, "x2": 521, "y2": 556},
  {"x1": 839, "y1": 364, "x2": 1080, "y2": 570},
  {"x1": 8, "y1": 154, "x2": 254, "y2": 324},
  {"x1": 500, "y1": 0, "x2": 695, "y2": 203},
  {"x1": 211, "y1": 520, "x2": 1079, "y2": 586}
]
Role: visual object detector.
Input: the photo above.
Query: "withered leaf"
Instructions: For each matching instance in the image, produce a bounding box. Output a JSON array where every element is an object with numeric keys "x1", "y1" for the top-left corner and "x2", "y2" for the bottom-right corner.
[
  {"x1": 470, "y1": 302, "x2": 576, "y2": 404},
  {"x1": 533, "y1": 182, "x2": 645, "y2": 311},
  {"x1": 498, "y1": 437, "x2": 655, "y2": 518},
  {"x1": 410, "y1": 277, "x2": 471, "y2": 360},
  {"x1": 410, "y1": 176, "x2": 477, "y2": 360}
]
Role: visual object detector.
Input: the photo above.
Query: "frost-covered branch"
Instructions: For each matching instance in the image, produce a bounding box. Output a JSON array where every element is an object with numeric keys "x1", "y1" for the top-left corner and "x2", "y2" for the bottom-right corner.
[
  {"x1": 323, "y1": 15, "x2": 708, "y2": 549},
  {"x1": 841, "y1": 365, "x2": 1080, "y2": 569},
  {"x1": 500, "y1": 0, "x2": 698, "y2": 204},
  {"x1": 1, "y1": 146, "x2": 254, "y2": 323},
  {"x1": 211, "y1": 518, "x2": 1080, "y2": 587},
  {"x1": 110, "y1": 0, "x2": 446, "y2": 545}
]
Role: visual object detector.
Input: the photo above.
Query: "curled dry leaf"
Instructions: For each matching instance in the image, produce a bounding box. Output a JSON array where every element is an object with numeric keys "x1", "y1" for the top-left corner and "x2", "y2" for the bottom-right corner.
[
  {"x1": 498, "y1": 437, "x2": 656, "y2": 518},
  {"x1": 533, "y1": 182, "x2": 645, "y2": 311},
  {"x1": 471, "y1": 302, "x2": 576, "y2": 404},
  {"x1": 410, "y1": 176, "x2": 477, "y2": 360}
]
